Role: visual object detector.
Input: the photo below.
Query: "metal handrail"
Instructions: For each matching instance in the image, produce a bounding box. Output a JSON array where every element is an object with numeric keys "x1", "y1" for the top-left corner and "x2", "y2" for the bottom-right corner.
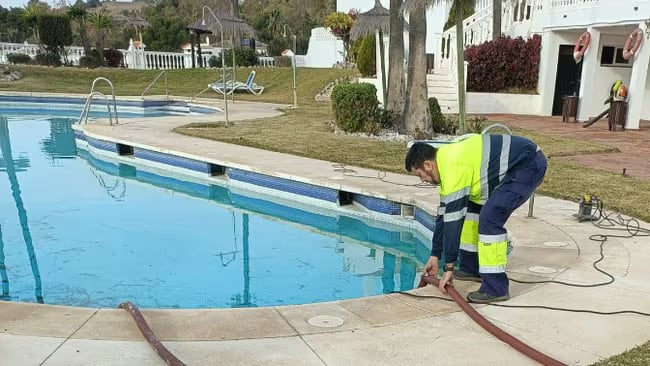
[
  {"x1": 78, "y1": 77, "x2": 119, "y2": 125},
  {"x1": 141, "y1": 71, "x2": 168, "y2": 100},
  {"x1": 78, "y1": 91, "x2": 115, "y2": 125},
  {"x1": 91, "y1": 77, "x2": 119, "y2": 125}
]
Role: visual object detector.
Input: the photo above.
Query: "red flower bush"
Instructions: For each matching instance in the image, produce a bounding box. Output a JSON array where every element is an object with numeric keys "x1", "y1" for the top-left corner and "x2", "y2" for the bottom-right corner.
[{"x1": 464, "y1": 34, "x2": 541, "y2": 93}]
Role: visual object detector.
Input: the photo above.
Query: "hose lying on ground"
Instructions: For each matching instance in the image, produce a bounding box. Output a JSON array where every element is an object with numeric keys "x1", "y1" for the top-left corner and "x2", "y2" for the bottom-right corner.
[
  {"x1": 418, "y1": 275, "x2": 567, "y2": 366},
  {"x1": 119, "y1": 301, "x2": 186, "y2": 366}
]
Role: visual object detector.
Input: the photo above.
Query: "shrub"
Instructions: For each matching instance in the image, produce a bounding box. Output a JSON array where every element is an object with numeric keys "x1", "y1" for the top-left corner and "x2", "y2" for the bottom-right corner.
[
  {"x1": 79, "y1": 49, "x2": 102, "y2": 68},
  {"x1": 464, "y1": 34, "x2": 541, "y2": 93},
  {"x1": 356, "y1": 35, "x2": 376, "y2": 77},
  {"x1": 103, "y1": 49, "x2": 123, "y2": 68},
  {"x1": 331, "y1": 82, "x2": 380, "y2": 133},
  {"x1": 218, "y1": 48, "x2": 259, "y2": 67},
  {"x1": 208, "y1": 55, "x2": 219, "y2": 67},
  {"x1": 7, "y1": 53, "x2": 32, "y2": 64},
  {"x1": 468, "y1": 115, "x2": 487, "y2": 134},
  {"x1": 428, "y1": 97, "x2": 451, "y2": 134},
  {"x1": 35, "y1": 51, "x2": 61, "y2": 67}
]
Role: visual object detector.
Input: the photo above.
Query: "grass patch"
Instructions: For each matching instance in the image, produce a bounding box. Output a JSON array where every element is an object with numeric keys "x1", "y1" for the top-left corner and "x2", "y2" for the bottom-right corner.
[
  {"x1": 591, "y1": 341, "x2": 650, "y2": 366},
  {"x1": 1, "y1": 65, "x2": 357, "y2": 106}
]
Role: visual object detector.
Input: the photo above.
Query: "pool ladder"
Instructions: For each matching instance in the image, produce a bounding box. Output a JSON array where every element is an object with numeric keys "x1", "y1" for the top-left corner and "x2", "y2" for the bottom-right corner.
[{"x1": 78, "y1": 77, "x2": 119, "y2": 125}]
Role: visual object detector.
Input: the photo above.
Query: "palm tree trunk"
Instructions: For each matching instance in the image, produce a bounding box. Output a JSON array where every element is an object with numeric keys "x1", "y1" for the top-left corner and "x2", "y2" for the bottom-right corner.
[
  {"x1": 401, "y1": 5, "x2": 430, "y2": 137},
  {"x1": 96, "y1": 31, "x2": 105, "y2": 65},
  {"x1": 79, "y1": 21, "x2": 91, "y2": 55},
  {"x1": 386, "y1": 0, "x2": 406, "y2": 117},
  {"x1": 455, "y1": 0, "x2": 467, "y2": 134},
  {"x1": 492, "y1": 0, "x2": 502, "y2": 41}
]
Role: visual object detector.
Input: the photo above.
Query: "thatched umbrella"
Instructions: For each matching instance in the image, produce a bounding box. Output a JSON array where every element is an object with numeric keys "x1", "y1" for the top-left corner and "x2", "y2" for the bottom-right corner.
[{"x1": 350, "y1": 0, "x2": 390, "y2": 104}]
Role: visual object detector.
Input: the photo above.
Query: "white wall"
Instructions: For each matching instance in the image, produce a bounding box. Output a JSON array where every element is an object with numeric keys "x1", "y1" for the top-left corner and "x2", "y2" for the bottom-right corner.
[
  {"x1": 467, "y1": 92, "x2": 543, "y2": 115},
  {"x1": 304, "y1": 27, "x2": 345, "y2": 68},
  {"x1": 580, "y1": 34, "x2": 633, "y2": 119},
  {"x1": 537, "y1": 30, "x2": 580, "y2": 116},
  {"x1": 641, "y1": 68, "x2": 650, "y2": 121}
]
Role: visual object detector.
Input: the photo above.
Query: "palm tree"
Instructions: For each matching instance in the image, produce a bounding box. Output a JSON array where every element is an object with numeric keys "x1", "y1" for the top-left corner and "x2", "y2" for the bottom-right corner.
[
  {"x1": 404, "y1": 0, "x2": 473, "y2": 134},
  {"x1": 22, "y1": 2, "x2": 48, "y2": 45},
  {"x1": 66, "y1": 1, "x2": 91, "y2": 56},
  {"x1": 87, "y1": 10, "x2": 114, "y2": 64},
  {"x1": 400, "y1": 3, "x2": 430, "y2": 137},
  {"x1": 492, "y1": 0, "x2": 501, "y2": 41},
  {"x1": 387, "y1": 0, "x2": 406, "y2": 117}
]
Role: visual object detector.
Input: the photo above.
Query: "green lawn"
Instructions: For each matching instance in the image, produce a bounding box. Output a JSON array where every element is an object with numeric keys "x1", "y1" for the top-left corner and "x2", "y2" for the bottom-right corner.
[{"x1": 2, "y1": 65, "x2": 649, "y2": 364}]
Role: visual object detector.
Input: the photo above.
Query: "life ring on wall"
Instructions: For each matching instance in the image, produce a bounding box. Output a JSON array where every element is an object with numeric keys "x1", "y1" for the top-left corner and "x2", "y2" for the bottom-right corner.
[
  {"x1": 573, "y1": 31, "x2": 591, "y2": 63},
  {"x1": 622, "y1": 28, "x2": 643, "y2": 60}
]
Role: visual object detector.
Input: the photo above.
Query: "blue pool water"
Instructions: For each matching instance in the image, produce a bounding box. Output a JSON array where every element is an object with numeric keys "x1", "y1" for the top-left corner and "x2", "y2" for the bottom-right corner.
[{"x1": 0, "y1": 111, "x2": 430, "y2": 309}]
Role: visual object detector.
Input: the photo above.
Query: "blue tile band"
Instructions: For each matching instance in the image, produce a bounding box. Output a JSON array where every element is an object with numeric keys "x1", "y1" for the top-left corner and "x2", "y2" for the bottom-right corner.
[
  {"x1": 86, "y1": 136, "x2": 117, "y2": 153},
  {"x1": 414, "y1": 207, "x2": 436, "y2": 232},
  {"x1": 228, "y1": 168, "x2": 340, "y2": 203},
  {"x1": 352, "y1": 194, "x2": 401, "y2": 215},
  {"x1": 134, "y1": 148, "x2": 210, "y2": 174}
]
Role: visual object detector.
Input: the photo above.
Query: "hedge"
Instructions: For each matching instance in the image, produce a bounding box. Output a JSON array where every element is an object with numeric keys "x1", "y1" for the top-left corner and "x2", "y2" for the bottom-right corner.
[{"x1": 464, "y1": 35, "x2": 541, "y2": 93}]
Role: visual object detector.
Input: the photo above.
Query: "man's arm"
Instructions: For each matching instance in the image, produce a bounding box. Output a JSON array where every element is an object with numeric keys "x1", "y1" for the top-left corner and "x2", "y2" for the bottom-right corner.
[{"x1": 430, "y1": 204, "x2": 445, "y2": 258}]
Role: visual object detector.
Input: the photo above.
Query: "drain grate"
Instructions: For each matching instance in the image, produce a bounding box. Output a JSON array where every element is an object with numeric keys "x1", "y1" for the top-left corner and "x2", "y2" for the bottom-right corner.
[{"x1": 307, "y1": 315, "x2": 344, "y2": 328}]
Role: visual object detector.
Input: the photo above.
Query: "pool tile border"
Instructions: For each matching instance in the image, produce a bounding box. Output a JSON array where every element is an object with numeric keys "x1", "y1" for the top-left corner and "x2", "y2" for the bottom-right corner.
[{"x1": 78, "y1": 133, "x2": 436, "y2": 233}]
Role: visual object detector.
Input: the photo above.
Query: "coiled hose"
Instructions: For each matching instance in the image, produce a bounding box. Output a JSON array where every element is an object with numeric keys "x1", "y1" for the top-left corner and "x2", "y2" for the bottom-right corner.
[{"x1": 418, "y1": 275, "x2": 567, "y2": 366}]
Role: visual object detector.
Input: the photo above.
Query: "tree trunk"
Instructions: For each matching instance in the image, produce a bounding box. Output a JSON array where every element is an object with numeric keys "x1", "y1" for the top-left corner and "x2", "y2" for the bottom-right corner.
[
  {"x1": 386, "y1": 0, "x2": 405, "y2": 118},
  {"x1": 232, "y1": 0, "x2": 241, "y2": 48},
  {"x1": 401, "y1": 5, "x2": 430, "y2": 137},
  {"x1": 492, "y1": 0, "x2": 502, "y2": 41},
  {"x1": 78, "y1": 21, "x2": 91, "y2": 56},
  {"x1": 96, "y1": 31, "x2": 105, "y2": 65},
  {"x1": 455, "y1": 0, "x2": 467, "y2": 134}
]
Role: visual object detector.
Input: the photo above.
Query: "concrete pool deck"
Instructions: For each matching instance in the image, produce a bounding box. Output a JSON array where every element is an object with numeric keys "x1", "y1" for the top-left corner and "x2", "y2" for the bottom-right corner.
[{"x1": 1, "y1": 97, "x2": 650, "y2": 365}]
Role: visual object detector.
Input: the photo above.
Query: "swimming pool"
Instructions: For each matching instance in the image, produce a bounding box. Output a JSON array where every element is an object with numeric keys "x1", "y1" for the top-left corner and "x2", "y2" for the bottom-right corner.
[
  {"x1": 0, "y1": 95, "x2": 219, "y2": 120},
  {"x1": 0, "y1": 110, "x2": 432, "y2": 309}
]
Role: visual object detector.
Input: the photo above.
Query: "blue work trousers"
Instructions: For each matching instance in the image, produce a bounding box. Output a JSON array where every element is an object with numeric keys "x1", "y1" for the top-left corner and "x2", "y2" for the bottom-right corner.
[{"x1": 459, "y1": 150, "x2": 547, "y2": 296}]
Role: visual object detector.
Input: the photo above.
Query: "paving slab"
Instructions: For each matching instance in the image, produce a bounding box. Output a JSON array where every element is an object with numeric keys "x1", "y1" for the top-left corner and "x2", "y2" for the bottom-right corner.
[
  {"x1": 440, "y1": 312, "x2": 602, "y2": 366},
  {"x1": 164, "y1": 337, "x2": 325, "y2": 366},
  {"x1": 73, "y1": 308, "x2": 297, "y2": 341},
  {"x1": 0, "y1": 333, "x2": 65, "y2": 366},
  {"x1": 302, "y1": 316, "x2": 537, "y2": 366},
  {"x1": 41, "y1": 339, "x2": 164, "y2": 366},
  {"x1": 0, "y1": 301, "x2": 97, "y2": 338},
  {"x1": 274, "y1": 301, "x2": 373, "y2": 335}
]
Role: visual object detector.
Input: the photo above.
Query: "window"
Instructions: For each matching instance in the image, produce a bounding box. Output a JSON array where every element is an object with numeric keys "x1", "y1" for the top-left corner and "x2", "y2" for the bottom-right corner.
[{"x1": 600, "y1": 46, "x2": 631, "y2": 67}]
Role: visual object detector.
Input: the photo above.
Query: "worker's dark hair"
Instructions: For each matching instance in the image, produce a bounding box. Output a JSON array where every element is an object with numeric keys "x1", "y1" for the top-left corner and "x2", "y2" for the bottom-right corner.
[{"x1": 405, "y1": 142, "x2": 437, "y2": 172}]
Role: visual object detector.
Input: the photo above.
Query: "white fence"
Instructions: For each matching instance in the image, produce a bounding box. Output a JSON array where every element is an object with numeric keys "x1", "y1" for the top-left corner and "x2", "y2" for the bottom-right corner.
[{"x1": 0, "y1": 40, "x2": 279, "y2": 69}]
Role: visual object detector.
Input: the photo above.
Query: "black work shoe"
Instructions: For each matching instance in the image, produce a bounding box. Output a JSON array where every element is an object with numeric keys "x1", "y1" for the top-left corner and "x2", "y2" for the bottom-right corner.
[
  {"x1": 467, "y1": 290, "x2": 510, "y2": 303},
  {"x1": 454, "y1": 270, "x2": 482, "y2": 283}
]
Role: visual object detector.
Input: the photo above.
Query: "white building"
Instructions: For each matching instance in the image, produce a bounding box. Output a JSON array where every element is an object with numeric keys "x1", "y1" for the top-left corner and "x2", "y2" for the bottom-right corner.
[{"x1": 336, "y1": 0, "x2": 650, "y2": 130}]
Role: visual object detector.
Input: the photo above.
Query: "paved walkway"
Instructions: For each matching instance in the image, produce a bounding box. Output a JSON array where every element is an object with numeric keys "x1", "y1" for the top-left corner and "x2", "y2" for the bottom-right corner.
[
  {"x1": 2, "y1": 100, "x2": 650, "y2": 365},
  {"x1": 490, "y1": 114, "x2": 650, "y2": 179}
]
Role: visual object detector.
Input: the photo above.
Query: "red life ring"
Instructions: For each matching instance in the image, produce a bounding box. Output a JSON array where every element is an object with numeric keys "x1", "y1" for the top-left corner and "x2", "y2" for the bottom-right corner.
[
  {"x1": 573, "y1": 31, "x2": 591, "y2": 62},
  {"x1": 623, "y1": 28, "x2": 643, "y2": 60}
]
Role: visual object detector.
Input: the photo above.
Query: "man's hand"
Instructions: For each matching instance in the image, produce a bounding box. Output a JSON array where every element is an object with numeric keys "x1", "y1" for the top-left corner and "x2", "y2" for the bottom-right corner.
[
  {"x1": 439, "y1": 269, "x2": 454, "y2": 295},
  {"x1": 423, "y1": 256, "x2": 439, "y2": 279}
]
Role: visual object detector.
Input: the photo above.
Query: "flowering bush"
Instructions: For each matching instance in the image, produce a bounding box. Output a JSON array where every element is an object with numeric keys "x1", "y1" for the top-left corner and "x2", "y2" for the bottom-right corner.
[{"x1": 464, "y1": 35, "x2": 541, "y2": 93}]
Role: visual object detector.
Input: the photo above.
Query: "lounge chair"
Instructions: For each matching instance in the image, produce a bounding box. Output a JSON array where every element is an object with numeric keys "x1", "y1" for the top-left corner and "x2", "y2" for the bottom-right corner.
[{"x1": 209, "y1": 71, "x2": 265, "y2": 96}]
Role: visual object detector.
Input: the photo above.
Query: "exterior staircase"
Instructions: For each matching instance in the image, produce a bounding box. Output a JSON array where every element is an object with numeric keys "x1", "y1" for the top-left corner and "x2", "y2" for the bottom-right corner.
[{"x1": 427, "y1": 68, "x2": 458, "y2": 114}]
